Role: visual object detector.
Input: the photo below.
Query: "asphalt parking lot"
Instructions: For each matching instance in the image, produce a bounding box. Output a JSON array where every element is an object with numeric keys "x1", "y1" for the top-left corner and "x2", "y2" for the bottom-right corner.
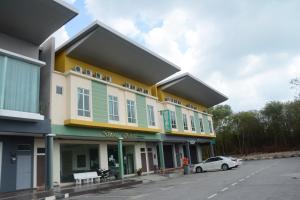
[{"x1": 70, "y1": 157, "x2": 300, "y2": 200}]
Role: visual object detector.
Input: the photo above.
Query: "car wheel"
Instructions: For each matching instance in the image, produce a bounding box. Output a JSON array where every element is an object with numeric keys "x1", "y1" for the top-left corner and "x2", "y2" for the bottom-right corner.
[
  {"x1": 221, "y1": 164, "x2": 229, "y2": 171},
  {"x1": 196, "y1": 167, "x2": 203, "y2": 173}
]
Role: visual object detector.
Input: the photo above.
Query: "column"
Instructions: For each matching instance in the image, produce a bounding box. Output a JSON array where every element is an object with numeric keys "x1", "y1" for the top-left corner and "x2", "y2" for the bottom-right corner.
[
  {"x1": 185, "y1": 142, "x2": 191, "y2": 164},
  {"x1": 196, "y1": 144, "x2": 203, "y2": 162},
  {"x1": 158, "y1": 141, "x2": 165, "y2": 170},
  {"x1": 210, "y1": 141, "x2": 215, "y2": 157},
  {"x1": 99, "y1": 143, "x2": 108, "y2": 170},
  {"x1": 45, "y1": 134, "x2": 55, "y2": 190},
  {"x1": 117, "y1": 138, "x2": 124, "y2": 180}
]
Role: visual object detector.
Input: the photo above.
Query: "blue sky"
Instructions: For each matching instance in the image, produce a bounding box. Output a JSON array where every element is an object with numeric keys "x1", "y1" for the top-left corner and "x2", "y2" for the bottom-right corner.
[{"x1": 53, "y1": 0, "x2": 300, "y2": 112}]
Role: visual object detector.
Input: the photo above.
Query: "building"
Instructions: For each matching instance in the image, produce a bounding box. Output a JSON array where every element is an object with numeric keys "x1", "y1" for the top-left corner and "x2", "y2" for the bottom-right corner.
[
  {"x1": 45, "y1": 21, "x2": 180, "y2": 185},
  {"x1": 0, "y1": 0, "x2": 77, "y2": 192},
  {"x1": 157, "y1": 73, "x2": 228, "y2": 168}
]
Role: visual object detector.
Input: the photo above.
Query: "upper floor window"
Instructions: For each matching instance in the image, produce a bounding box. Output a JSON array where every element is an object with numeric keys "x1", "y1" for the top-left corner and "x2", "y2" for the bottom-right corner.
[
  {"x1": 170, "y1": 111, "x2": 177, "y2": 129},
  {"x1": 56, "y1": 86, "x2": 63, "y2": 95},
  {"x1": 199, "y1": 118, "x2": 204, "y2": 132},
  {"x1": 77, "y1": 88, "x2": 90, "y2": 117},
  {"x1": 108, "y1": 95, "x2": 119, "y2": 121},
  {"x1": 208, "y1": 120, "x2": 213, "y2": 133},
  {"x1": 190, "y1": 116, "x2": 195, "y2": 131},
  {"x1": 147, "y1": 105, "x2": 155, "y2": 126},
  {"x1": 127, "y1": 99, "x2": 136, "y2": 123},
  {"x1": 182, "y1": 114, "x2": 188, "y2": 130}
]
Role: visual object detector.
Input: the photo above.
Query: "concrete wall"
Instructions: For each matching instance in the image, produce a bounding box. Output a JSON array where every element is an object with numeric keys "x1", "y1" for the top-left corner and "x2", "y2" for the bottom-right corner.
[{"x1": 0, "y1": 32, "x2": 39, "y2": 59}]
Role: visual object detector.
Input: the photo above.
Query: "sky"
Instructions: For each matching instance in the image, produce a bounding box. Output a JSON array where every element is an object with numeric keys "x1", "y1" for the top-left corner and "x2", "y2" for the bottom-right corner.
[{"x1": 52, "y1": 0, "x2": 300, "y2": 112}]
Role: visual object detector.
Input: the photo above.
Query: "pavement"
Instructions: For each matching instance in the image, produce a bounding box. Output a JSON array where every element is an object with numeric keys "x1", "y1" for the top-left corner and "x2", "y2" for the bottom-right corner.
[{"x1": 69, "y1": 157, "x2": 300, "y2": 200}]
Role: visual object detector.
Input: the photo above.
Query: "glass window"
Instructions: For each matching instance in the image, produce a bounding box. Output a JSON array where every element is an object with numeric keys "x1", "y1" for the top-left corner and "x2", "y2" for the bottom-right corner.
[
  {"x1": 77, "y1": 155, "x2": 86, "y2": 168},
  {"x1": 199, "y1": 118, "x2": 204, "y2": 132},
  {"x1": 208, "y1": 120, "x2": 213, "y2": 133},
  {"x1": 182, "y1": 114, "x2": 188, "y2": 130},
  {"x1": 56, "y1": 86, "x2": 63, "y2": 95},
  {"x1": 108, "y1": 95, "x2": 119, "y2": 121},
  {"x1": 77, "y1": 88, "x2": 90, "y2": 117},
  {"x1": 127, "y1": 100, "x2": 136, "y2": 123},
  {"x1": 170, "y1": 111, "x2": 177, "y2": 129},
  {"x1": 147, "y1": 105, "x2": 155, "y2": 126},
  {"x1": 190, "y1": 116, "x2": 195, "y2": 131}
]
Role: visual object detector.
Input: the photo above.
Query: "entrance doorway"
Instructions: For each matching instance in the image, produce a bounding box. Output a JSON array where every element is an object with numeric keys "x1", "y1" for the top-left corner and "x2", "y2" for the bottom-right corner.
[
  {"x1": 190, "y1": 145, "x2": 198, "y2": 164},
  {"x1": 163, "y1": 145, "x2": 174, "y2": 168},
  {"x1": 147, "y1": 148, "x2": 154, "y2": 171},
  {"x1": 36, "y1": 148, "x2": 46, "y2": 187},
  {"x1": 16, "y1": 144, "x2": 32, "y2": 190}
]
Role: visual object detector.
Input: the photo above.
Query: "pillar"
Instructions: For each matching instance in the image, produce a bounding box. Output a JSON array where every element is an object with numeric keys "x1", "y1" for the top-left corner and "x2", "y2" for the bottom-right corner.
[
  {"x1": 117, "y1": 138, "x2": 124, "y2": 179},
  {"x1": 99, "y1": 143, "x2": 108, "y2": 170},
  {"x1": 185, "y1": 142, "x2": 191, "y2": 164},
  {"x1": 45, "y1": 134, "x2": 54, "y2": 190},
  {"x1": 210, "y1": 141, "x2": 215, "y2": 157},
  {"x1": 158, "y1": 141, "x2": 165, "y2": 170}
]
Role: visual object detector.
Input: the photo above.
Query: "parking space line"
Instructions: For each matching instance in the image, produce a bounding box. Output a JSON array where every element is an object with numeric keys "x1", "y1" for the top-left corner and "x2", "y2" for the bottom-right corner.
[
  {"x1": 221, "y1": 187, "x2": 228, "y2": 192},
  {"x1": 239, "y1": 178, "x2": 245, "y2": 182},
  {"x1": 246, "y1": 175, "x2": 250, "y2": 178},
  {"x1": 160, "y1": 186, "x2": 174, "y2": 191},
  {"x1": 232, "y1": 182, "x2": 238, "y2": 186},
  {"x1": 207, "y1": 193, "x2": 217, "y2": 199}
]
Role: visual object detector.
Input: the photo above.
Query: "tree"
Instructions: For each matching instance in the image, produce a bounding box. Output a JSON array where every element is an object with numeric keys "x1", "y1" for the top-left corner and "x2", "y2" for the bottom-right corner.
[{"x1": 290, "y1": 77, "x2": 300, "y2": 99}]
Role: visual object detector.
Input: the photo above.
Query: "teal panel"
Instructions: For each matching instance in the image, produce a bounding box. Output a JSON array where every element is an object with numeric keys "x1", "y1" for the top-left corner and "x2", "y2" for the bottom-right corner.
[
  {"x1": 0, "y1": 55, "x2": 6, "y2": 109},
  {"x1": 194, "y1": 112, "x2": 201, "y2": 133},
  {"x1": 175, "y1": 106, "x2": 183, "y2": 132},
  {"x1": 203, "y1": 114, "x2": 210, "y2": 133},
  {"x1": 1, "y1": 56, "x2": 40, "y2": 113},
  {"x1": 162, "y1": 110, "x2": 171, "y2": 132},
  {"x1": 136, "y1": 94, "x2": 148, "y2": 128},
  {"x1": 92, "y1": 81, "x2": 108, "y2": 122},
  {"x1": 52, "y1": 125, "x2": 161, "y2": 140}
]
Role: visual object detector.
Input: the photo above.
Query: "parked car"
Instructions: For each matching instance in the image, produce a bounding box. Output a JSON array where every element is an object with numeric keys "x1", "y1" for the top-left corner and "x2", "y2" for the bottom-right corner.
[
  {"x1": 193, "y1": 156, "x2": 237, "y2": 173},
  {"x1": 228, "y1": 157, "x2": 243, "y2": 167}
]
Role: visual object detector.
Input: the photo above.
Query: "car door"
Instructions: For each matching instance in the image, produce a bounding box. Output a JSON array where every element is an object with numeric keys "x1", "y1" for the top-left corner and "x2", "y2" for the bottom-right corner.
[
  {"x1": 212, "y1": 157, "x2": 223, "y2": 170},
  {"x1": 203, "y1": 158, "x2": 215, "y2": 171}
]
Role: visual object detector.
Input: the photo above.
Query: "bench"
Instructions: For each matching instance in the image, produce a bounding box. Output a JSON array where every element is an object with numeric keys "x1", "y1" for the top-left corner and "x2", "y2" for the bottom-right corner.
[{"x1": 73, "y1": 171, "x2": 101, "y2": 185}]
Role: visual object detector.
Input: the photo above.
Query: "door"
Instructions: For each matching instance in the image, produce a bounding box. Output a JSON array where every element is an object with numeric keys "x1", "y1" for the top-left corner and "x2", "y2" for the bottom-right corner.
[
  {"x1": 61, "y1": 150, "x2": 73, "y2": 182},
  {"x1": 203, "y1": 157, "x2": 215, "y2": 171},
  {"x1": 37, "y1": 155, "x2": 45, "y2": 187},
  {"x1": 190, "y1": 145, "x2": 198, "y2": 164},
  {"x1": 140, "y1": 148, "x2": 147, "y2": 172},
  {"x1": 16, "y1": 152, "x2": 32, "y2": 190},
  {"x1": 163, "y1": 145, "x2": 174, "y2": 168},
  {"x1": 147, "y1": 148, "x2": 154, "y2": 171}
]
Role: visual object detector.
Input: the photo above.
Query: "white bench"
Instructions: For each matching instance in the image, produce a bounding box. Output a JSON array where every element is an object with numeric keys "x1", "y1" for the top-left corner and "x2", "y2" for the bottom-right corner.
[{"x1": 73, "y1": 172, "x2": 101, "y2": 185}]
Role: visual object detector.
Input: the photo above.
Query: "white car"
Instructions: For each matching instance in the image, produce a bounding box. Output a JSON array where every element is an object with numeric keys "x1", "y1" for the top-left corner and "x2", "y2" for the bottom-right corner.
[
  {"x1": 193, "y1": 156, "x2": 237, "y2": 173},
  {"x1": 229, "y1": 157, "x2": 243, "y2": 167}
]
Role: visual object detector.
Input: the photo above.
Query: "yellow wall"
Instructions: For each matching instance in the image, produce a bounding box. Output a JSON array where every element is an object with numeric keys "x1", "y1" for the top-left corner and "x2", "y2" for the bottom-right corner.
[
  {"x1": 157, "y1": 89, "x2": 208, "y2": 112},
  {"x1": 55, "y1": 52, "x2": 154, "y2": 96}
]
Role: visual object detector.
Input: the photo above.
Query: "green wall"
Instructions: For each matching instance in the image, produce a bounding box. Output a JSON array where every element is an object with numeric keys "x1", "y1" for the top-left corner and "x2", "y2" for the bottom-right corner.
[
  {"x1": 203, "y1": 114, "x2": 210, "y2": 133},
  {"x1": 136, "y1": 94, "x2": 148, "y2": 128},
  {"x1": 175, "y1": 106, "x2": 183, "y2": 132},
  {"x1": 92, "y1": 81, "x2": 108, "y2": 122},
  {"x1": 194, "y1": 112, "x2": 201, "y2": 133}
]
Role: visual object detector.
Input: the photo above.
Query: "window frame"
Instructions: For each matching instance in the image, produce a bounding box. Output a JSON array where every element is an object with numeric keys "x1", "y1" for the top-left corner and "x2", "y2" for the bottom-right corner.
[
  {"x1": 199, "y1": 118, "x2": 204, "y2": 132},
  {"x1": 190, "y1": 115, "x2": 195, "y2": 131},
  {"x1": 170, "y1": 111, "x2": 177, "y2": 129},
  {"x1": 108, "y1": 95, "x2": 119, "y2": 121},
  {"x1": 77, "y1": 88, "x2": 90, "y2": 117},
  {"x1": 56, "y1": 85, "x2": 63, "y2": 95},
  {"x1": 127, "y1": 99, "x2": 136, "y2": 123},
  {"x1": 182, "y1": 113, "x2": 188, "y2": 130},
  {"x1": 147, "y1": 105, "x2": 155, "y2": 126},
  {"x1": 208, "y1": 120, "x2": 213, "y2": 133}
]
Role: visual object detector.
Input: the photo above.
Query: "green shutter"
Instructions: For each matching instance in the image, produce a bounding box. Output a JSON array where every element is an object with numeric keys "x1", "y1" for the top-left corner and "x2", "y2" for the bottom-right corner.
[
  {"x1": 162, "y1": 110, "x2": 171, "y2": 132},
  {"x1": 203, "y1": 114, "x2": 210, "y2": 133},
  {"x1": 92, "y1": 81, "x2": 108, "y2": 122},
  {"x1": 194, "y1": 112, "x2": 201, "y2": 133},
  {"x1": 136, "y1": 94, "x2": 148, "y2": 128},
  {"x1": 175, "y1": 106, "x2": 183, "y2": 132}
]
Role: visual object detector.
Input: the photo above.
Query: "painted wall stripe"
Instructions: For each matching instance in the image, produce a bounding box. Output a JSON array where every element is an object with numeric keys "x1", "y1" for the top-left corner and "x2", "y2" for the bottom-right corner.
[
  {"x1": 175, "y1": 105, "x2": 183, "y2": 132},
  {"x1": 92, "y1": 81, "x2": 108, "y2": 123},
  {"x1": 136, "y1": 94, "x2": 148, "y2": 128}
]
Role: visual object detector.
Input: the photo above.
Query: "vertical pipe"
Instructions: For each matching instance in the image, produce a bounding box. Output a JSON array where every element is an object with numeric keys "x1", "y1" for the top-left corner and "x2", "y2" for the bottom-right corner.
[
  {"x1": 158, "y1": 141, "x2": 165, "y2": 170},
  {"x1": 45, "y1": 134, "x2": 54, "y2": 190}
]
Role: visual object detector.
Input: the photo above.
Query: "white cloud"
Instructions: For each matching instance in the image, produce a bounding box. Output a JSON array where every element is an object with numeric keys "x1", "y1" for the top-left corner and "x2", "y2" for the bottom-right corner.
[
  {"x1": 83, "y1": 0, "x2": 300, "y2": 111},
  {"x1": 51, "y1": 26, "x2": 70, "y2": 48}
]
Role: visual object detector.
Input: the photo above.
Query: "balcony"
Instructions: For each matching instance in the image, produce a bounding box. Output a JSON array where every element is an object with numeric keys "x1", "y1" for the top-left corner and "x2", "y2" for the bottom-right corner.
[{"x1": 0, "y1": 48, "x2": 45, "y2": 121}]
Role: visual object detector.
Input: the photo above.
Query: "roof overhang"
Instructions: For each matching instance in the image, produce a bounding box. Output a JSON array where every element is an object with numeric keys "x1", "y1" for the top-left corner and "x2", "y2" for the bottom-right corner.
[
  {"x1": 0, "y1": 0, "x2": 78, "y2": 45},
  {"x1": 56, "y1": 21, "x2": 181, "y2": 85},
  {"x1": 158, "y1": 73, "x2": 228, "y2": 107}
]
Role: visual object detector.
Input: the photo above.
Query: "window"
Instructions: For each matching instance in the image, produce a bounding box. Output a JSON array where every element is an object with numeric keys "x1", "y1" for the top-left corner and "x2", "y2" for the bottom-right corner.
[
  {"x1": 147, "y1": 105, "x2": 155, "y2": 126},
  {"x1": 127, "y1": 100, "x2": 136, "y2": 123},
  {"x1": 199, "y1": 118, "x2": 204, "y2": 132},
  {"x1": 108, "y1": 95, "x2": 119, "y2": 121},
  {"x1": 190, "y1": 116, "x2": 195, "y2": 131},
  {"x1": 182, "y1": 114, "x2": 188, "y2": 130},
  {"x1": 208, "y1": 120, "x2": 213, "y2": 133},
  {"x1": 77, "y1": 155, "x2": 86, "y2": 168},
  {"x1": 56, "y1": 86, "x2": 63, "y2": 95},
  {"x1": 77, "y1": 88, "x2": 90, "y2": 117},
  {"x1": 170, "y1": 111, "x2": 177, "y2": 129}
]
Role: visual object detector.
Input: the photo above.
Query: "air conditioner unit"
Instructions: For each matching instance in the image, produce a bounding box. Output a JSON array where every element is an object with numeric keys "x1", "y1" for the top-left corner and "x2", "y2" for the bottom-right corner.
[
  {"x1": 93, "y1": 72, "x2": 102, "y2": 79},
  {"x1": 130, "y1": 84, "x2": 136, "y2": 90},
  {"x1": 123, "y1": 82, "x2": 130, "y2": 88},
  {"x1": 72, "y1": 66, "x2": 82, "y2": 73},
  {"x1": 137, "y1": 87, "x2": 143, "y2": 92},
  {"x1": 143, "y1": 89, "x2": 148, "y2": 94},
  {"x1": 83, "y1": 69, "x2": 92, "y2": 76}
]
